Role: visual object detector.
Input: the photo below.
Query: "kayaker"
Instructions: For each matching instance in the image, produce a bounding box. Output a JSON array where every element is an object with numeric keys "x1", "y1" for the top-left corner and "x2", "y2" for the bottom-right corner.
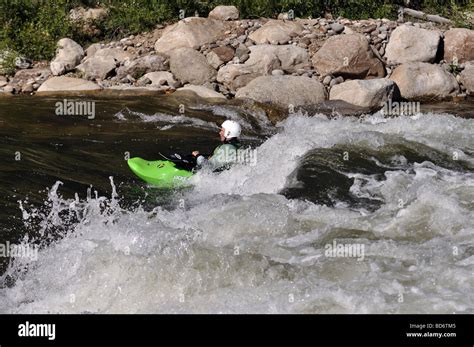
[{"x1": 192, "y1": 120, "x2": 242, "y2": 171}]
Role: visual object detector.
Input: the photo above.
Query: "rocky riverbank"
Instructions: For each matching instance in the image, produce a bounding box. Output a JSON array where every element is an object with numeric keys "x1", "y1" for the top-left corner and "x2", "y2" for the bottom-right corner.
[{"x1": 1, "y1": 5, "x2": 473, "y2": 113}]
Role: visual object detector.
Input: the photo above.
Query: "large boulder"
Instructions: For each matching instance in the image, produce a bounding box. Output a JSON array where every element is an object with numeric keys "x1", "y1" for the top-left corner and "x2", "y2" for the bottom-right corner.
[
  {"x1": 329, "y1": 78, "x2": 398, "y2": 108},
  {"x1": 217, "y1": 64, "x2": 262, "y2": 92},
  {"x1": 444, "y1": 28, "x2": 474, "y2": 64},
  {"x1": 154, "y1": 17, "x2": 226, "y2": 53},
  {"x1": 76, "y1": 55, "x2": 117, "y2": 80},
  {"x1": 459, "y1": 61, "x2": 474, "y2": 94},
  {"x1": 85, "y1": 43, "x2": 104, "y2": 57},
  {"x1": 217, "y1": 44, "x2": 309, "y2": 91},
  {"x1": 50, "y1": 38, "x2": 84, "y2": 76},
  {"x1": 169, "y1": 47, "x2": 216, "y2": 85},
  {"x1": 249, "y1": 20, "x2": 304, "y2": 44},
  {"x1": 235, "y1": 75, "x2": 326, "y2": 108},
  {"x1": 175, "y1": 85, "x2": 226, "y2": 99},
  {"x1": 116, "y1": 54, "x2": 168, "y2": 79},
  {"x1": 77, "y1": 47, "x2": 135, "y2": 80},
  {"x1": 312, "y1": 34, "x2": 385, "y2": 79},
  {"x1": 208, "y1": 6, "x2": 239, "y2": 20},
  {"x1": 385, "y1": 25, "x2": 441, "y2": 64},
  {"x1": 37, "y1": 76, "x2": 101, "y2": 93},
  {"x1": 247, "y1": 44, "x2": 309, "y2": 72},
  {"x1": 93, "y1": 48, "x2": 134, "y2": 64},
  {"x1": 389, "y1": 62, "x2": 459, "y2": 100}
]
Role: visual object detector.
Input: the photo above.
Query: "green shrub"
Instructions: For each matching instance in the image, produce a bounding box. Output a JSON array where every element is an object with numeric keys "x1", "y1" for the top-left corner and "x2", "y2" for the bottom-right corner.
[
  {"x1": 0, "y1": 0, "x2": 74, "y2": 61},
  {"x1": 102, "y1": 0, "x2": 174, "y2": 39},
  {"x1": 0, "y1": 46, "x2": 18, "y2": 76},
  {"x1": 0, "y1": 0, "x2": 472, "y2": 63}
]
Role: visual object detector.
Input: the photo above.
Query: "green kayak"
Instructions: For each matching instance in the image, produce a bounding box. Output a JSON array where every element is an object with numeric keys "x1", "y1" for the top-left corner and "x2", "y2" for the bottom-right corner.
[{"x1": 127, "y1": 157, "x2": 194, "y2": 188}]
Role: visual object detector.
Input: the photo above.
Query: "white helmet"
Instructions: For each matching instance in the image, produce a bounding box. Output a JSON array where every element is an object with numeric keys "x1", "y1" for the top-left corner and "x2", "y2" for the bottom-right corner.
[{"x1": 221, "y1": 120, "x2": 241, "y2": 139}]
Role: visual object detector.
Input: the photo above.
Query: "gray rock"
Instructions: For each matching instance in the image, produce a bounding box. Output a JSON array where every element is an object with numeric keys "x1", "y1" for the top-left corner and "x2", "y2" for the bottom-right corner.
[
  {"x1": 271, "y1": 69, "x2": 284, "y2": 76},
  {"x1": 76, "y1": 55, "x2": 117, "y2": 80},
  {"x1": 329, "y1": 78, "x2": 398, "y2": 108},
  {"x1": 212, "y1": 46, "x2": 235, "y2": 63},
  {"x1": 50, "y1": 38, "x2": 84, "y2": 76},
  {"x1": 330, "y1": 23, "x2": 345, "y2": 34},
  {"x1": 37, "y1": 76, "x2": 102, "y2": 93},
  {"x1": 217, "y1": 44, "x2": 309, "y2": 91},
  {"x1": 206, "y1": 51, "x2": 224, "y2": 69},
  {"x1": 246, "y1": 44, "x2": 309, "y2": 73},
  {"x1": 142, "y1": 71, "x2": 180, "y2": 87},
  {"x1": 235, "y1": 75, "x2": 326, "y2": 108},
  {"x1": 85, "y1": 43, "x2": 104, "y2": 57},
  {"x1": 136, "y1": 77, "x2": 151, "y2": 86},
  {"x1": 235, "y1": 44, "x2": 250, "y2": 58},
  {"x1": 2, "y1": 85, "x2": 14, "y2": 93},
  {"x1": 385, "y1": 25, "x2": 441, "y2": 64},
  {"x1": 21, "y1": 83, "x2": 34, "y2": 93},
  {"x1": 154, "y1": 18, "x2": 226, "y2": 53},
  {"x1": 329, "y1": 78, "x2": 340, "y2": 87},
  {"x1": 322, "y1": 75, "x2": 332, "y2": 85},
  {"x1": 312, "y1": 34, "x2": 385, "y2": 79},
  {"x1": 444, "y1": 28, "x2": 474, "y2": 64},
  {"x1": 175, "y1": 84, "x2": 226, "y2": 99},
  {"x1": 343, "y1": 26, "x2": 356, "y2": 35},
  {"x1": 237, "y1": 35, "x2": 247, "y2": 43},
  {"x1": 208, "y1": 5, "x2": 239, "y2": 21},
  {"x1": 10, "y1": 68, "x2": 51, "y2": 89},
  {"x1": 389, "y1": 62, "x2": 459, "y2": 100},
  {"x1": 248, "y1": 20, "x2": 304, "y2": 45},
  {"x1": 296, "y1": 68, "x2": 306, "y2": 75},
  {"x1": 169, "y1": 47, "x2": 216, "y2": 85},
  {"x1": 93, "y1": 48, "x2": 134, "y2": 64},
  {"x1": 459, "y1": 61, "x2": 474, "y2": 94},
  {"x1": 106, "y1": 84, "x2": 165, "y2": 91},
  {"x1": 297, "y1": 100, "x2": 377, "y2": 118},
  {"x1": 116, "y1": 54, "x2": 168, "y2": 79},
  {"x1": 239, "y1": 53, "x2": 249, "y2": 63}
]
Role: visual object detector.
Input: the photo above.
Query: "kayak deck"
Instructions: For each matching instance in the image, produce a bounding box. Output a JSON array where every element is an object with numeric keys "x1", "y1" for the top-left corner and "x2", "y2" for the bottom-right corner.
[{"x1": 127, "y1": 157, "x2": 193, "y2": 188}]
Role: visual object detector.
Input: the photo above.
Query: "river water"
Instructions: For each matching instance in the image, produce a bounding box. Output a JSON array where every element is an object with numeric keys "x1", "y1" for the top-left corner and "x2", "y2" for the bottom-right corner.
[{"x1": 0, "y1": 94, "x2": 473, "y2": 313}]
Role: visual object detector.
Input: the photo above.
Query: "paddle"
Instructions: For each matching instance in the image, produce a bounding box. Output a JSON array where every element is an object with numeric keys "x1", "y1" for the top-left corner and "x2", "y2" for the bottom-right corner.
[{"x1": 159, "y1": 152, "x2": 197, "y2": 171}]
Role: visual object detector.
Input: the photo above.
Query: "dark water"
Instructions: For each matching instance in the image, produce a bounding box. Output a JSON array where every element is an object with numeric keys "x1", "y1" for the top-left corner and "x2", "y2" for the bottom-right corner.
[
  {"x1": 0, "y1": 94, "x2": 254, "y2": 222},
  {"x1": 0, "y1": 94, "x2": 473, "y2": 313}
]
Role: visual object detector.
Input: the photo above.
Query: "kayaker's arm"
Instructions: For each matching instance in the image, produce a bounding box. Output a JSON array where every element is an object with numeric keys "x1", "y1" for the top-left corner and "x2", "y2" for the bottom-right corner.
[{"x1": 192, "y1": 151, "x2": 212, "y2": 166}]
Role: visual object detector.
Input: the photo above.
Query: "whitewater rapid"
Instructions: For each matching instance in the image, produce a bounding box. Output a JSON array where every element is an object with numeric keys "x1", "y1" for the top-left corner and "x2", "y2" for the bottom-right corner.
[{"x1": 0, "y1": 112, "x2": 473, "y2": 313}]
